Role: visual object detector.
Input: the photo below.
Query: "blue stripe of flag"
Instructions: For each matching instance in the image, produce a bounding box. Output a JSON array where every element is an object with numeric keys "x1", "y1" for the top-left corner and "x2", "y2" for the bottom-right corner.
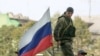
[{"x1": 19, "y1": 22, "x2": 52, "y2": 55}]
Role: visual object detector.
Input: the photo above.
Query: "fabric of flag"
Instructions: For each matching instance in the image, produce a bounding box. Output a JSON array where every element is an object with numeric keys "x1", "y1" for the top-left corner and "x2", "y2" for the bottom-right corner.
[{"x1": 18, "y1": 8, "x2": 53, "y2": 56}]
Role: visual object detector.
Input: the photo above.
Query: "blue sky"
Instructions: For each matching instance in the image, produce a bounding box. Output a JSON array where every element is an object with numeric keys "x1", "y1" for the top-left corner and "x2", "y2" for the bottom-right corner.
[{"x1": 0, "y1": 0, "x2": 100, "y2": 20}]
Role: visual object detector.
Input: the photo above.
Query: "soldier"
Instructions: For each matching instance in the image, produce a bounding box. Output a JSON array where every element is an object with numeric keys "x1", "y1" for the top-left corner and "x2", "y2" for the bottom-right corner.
[{"x1": 54, "y1": 7, "x2": 76, "y2": 56}]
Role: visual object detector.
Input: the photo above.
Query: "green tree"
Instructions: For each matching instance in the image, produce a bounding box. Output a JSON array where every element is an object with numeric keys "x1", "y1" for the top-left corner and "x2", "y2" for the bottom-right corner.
[
  {"x1": 0, "y1": 21, "x2": 35, "y2": 56},
  {"x1": 73, "y1": 16, "x2": 91, "y2": 55},
  {"x1": 0, "y1": 25, "x2": 16, "y2": 56}
]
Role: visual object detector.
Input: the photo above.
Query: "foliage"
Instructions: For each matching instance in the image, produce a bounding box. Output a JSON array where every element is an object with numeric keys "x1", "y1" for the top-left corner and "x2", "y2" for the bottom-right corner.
[
  {"x1": 0, "y1": 21, "x2": 35, "y2": 56},
  {"x1": 65, "y1": 16, "x2": 100, "y2": 56},
  {"x1": 73, "y1": 16, "x2": 92, "y2": 55}
]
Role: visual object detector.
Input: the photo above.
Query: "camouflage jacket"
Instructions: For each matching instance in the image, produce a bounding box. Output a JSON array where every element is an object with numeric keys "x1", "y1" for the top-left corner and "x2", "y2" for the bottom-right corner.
[{"x1": 54, "y1": 16, "x2": 76, "y2": 41}]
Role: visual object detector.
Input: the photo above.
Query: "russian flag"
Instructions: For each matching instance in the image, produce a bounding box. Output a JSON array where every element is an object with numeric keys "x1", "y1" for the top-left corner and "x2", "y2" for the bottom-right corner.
[{"x1": 18, "y1": 8, "x2": 53, "y2": 56}]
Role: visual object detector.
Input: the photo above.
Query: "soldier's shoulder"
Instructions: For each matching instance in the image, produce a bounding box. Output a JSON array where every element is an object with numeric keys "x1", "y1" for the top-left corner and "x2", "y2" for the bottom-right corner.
[{"x1": 58, "y1": 16, "x2": 65, "y2": 22}]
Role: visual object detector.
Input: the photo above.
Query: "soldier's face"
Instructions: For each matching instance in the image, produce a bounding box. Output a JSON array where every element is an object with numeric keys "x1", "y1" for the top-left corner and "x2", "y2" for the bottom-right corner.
[{"x1": 65, "y1": 12, "x2": 73, "y2": 18}]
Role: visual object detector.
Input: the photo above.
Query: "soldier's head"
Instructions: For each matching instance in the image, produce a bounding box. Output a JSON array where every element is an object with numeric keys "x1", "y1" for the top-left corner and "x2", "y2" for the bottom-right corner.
[
  {"x1": 78, "y1": 50, "x2": 87, "y2": 56},
  {"x1": 65, "y1": 7, "x2": 74, "y2": 18}
]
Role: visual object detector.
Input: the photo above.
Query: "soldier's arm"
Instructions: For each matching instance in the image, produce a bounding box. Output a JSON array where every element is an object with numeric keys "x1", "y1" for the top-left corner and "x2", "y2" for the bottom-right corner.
[{"x1": 54, "y1": 17, "x2": 65, "y2": 41}]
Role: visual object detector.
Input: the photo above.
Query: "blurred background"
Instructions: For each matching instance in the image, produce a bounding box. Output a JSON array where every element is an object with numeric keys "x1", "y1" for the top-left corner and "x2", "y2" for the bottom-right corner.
[{"x1": 0, "y1": 0, "x2": 100, "y2": 56}]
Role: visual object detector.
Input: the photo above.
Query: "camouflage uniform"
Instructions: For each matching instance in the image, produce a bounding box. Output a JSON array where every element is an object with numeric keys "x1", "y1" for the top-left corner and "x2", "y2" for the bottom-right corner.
[{"x1": 54, "y1": 16, "x2": 76, "y2": 56}]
